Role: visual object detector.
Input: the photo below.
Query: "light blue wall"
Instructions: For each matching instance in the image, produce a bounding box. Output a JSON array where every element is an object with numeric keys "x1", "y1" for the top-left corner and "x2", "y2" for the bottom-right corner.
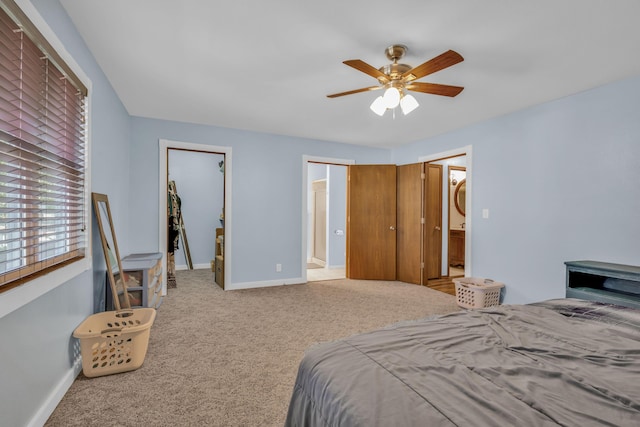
[
  {"x1": 129, "y1": 118, "x2": 390, "y2": 285},
  {"x1": 392, "y1": 75, "x2": 640, "y2": 303},
  {"x1": 0, "y1": 1, "x2": 132, "y2": 426},
  {"x1": 1, "y1": 272, "x2": 92, "y2": 427}
]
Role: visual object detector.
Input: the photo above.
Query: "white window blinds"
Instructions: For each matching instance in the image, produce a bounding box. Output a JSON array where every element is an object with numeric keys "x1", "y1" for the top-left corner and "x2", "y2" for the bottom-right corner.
[{"x1": 0, "y1": 1, "x2": 87, "y2": 291}]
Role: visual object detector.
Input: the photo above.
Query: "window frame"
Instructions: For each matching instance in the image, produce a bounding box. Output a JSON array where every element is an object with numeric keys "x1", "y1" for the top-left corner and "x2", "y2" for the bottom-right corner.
[{"x1": 0, "y1": 0, "x2": 92, "y2": 319}]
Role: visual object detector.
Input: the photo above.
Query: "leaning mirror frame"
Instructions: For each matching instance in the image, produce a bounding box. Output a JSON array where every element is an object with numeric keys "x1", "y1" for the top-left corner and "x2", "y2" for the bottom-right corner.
[{"x1": 91, "y1": 193, "x2": 130, "y2": 310}]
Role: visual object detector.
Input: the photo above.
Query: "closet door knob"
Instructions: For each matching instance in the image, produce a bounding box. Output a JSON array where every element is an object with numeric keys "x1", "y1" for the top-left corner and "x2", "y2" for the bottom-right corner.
[
  {"x1": 434, "y1": 226, "x2": 441, "y2": 231},
  {"x1": 390, "y1": 226, "x2": 396, "y2": 231}
]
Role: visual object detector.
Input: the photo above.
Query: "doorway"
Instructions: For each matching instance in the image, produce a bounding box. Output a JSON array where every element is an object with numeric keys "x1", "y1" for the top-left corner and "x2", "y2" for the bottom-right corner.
[
  {"x1": 159, "y1": 140, "x2": 232, "y2": 294},
  {"x1": 303, "y1": 157, "x2": 351, "y2": 282},
  {"x1": 167, "y1": 149, "x2": 225, "y2": 285},
  {"x1": 448, "y1": 165, "x2": 466, "y2": 277},
  {"x1": 421, "y1": 146, "x2": 472, "y2": 294}
]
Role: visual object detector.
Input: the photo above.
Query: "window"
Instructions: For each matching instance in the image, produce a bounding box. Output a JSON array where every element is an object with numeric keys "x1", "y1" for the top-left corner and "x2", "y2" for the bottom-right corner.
[{"x1": 0, "y1": 0, "x2": 88, "y2": 292}]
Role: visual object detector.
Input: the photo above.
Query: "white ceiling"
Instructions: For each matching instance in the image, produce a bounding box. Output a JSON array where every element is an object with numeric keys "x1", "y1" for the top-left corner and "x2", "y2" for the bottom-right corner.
[{"x1": 60, "y1": 0, "x2": 640, "y2": 148}]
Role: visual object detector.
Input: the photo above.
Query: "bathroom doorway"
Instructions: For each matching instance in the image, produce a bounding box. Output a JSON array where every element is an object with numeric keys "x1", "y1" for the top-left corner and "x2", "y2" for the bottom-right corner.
[
  {"x1": 303, "y1": 157, "x2": 351, "y2": 282},
  {"x1": 421, "y1": 146, "x2": 472, "y2": 295},
  {"x1": 448, "y1": 165, "x2": 466, "y2": 278}
]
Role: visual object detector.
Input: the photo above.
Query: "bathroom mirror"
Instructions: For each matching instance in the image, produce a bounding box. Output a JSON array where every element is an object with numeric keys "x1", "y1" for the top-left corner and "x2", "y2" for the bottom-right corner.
[
  {"x1": 454, "y1": 179, "x2": 466, "y2": 216},
  {"x1": 92, "y1": 193, "x2": 130, "y2": 310}
]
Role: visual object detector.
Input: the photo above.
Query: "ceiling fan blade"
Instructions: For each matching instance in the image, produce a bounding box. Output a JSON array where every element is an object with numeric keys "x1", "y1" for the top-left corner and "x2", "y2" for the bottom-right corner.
[
  {"x1": 343, "y1": 60, "x2": 390, "y2": 83},
  {"x1": 326, "y1": 86, "x2": 382, "y2": 98},
  {"x1": 405, "y1": 82, "x2": 464, "y2": 97},
  {"x1": 401, "y1": 50, "x2": 464, "y2": 82}
]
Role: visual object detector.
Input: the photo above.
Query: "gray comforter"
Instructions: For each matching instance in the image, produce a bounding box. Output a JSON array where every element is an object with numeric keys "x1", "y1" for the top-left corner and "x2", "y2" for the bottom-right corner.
[{"x1": 285, "y1": 299, "x2": 640, "y2": 426}]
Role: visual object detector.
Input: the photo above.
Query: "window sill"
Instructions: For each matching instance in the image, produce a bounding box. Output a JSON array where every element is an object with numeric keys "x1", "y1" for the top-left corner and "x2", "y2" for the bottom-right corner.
[{"x1": 0, "y1": 257, "x2": 91, "y2": 319}]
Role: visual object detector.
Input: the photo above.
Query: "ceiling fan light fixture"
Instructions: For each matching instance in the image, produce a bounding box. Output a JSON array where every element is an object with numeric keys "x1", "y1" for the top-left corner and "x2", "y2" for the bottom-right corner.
[
  {"x1": 382, "y1": 86, "x2": 400, "y2": 109},
  {"x1": 327, "y1": 45, "x2": 464, "y2": 118},
  {"x1": 369, "y1": 96, "x2": 386, "y2": 116},
  {"x1": 400, "y1": 93, "x2": 419, "y2": 115}
]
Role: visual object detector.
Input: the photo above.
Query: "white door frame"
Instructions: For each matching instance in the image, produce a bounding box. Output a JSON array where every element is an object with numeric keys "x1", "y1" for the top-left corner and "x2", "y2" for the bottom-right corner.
[
  {"x1": 301, "y1": 155, "x2": 354, "y2": 282},
  {"x1": 159, "y1": 139, "x2": 232, "y2": 293},
  {"x1": 419, "y1": 145, "x2": 472, "y2": 277}
]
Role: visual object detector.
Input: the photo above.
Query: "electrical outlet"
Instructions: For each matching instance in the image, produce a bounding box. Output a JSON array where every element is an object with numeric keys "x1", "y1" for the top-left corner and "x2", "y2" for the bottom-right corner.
[{"x1": 276, "y1": 263, "x2": 282, "y2": 272}]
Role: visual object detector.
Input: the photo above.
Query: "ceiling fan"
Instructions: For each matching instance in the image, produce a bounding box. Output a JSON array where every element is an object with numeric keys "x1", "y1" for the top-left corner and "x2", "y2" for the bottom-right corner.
[{"x1": 327, "y1": 44, "x2": 464, "y2": 116}]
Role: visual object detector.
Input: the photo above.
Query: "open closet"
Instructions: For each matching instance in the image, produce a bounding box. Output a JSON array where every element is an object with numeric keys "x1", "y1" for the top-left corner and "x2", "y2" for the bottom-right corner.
[{"x1": 166, "y1": 148, "x2": 225, "y2": 288}]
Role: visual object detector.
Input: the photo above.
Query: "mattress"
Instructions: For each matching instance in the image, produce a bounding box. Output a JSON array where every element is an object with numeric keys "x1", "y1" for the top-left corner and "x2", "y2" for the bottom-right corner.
[{"x1": 285, "y1": 299, "x2": 640, "y2": 426}]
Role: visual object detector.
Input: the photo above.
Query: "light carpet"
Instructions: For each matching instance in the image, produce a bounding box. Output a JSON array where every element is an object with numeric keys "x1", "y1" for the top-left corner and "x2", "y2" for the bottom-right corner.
[{"x1": 46, "y1": 269, "x2": 460, "y2": 426}]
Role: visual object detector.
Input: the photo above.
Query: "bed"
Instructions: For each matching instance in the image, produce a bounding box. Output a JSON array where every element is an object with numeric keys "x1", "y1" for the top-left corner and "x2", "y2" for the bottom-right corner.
[{"x1": 285, "y1": 298, "x2": 640, "y2": 426}]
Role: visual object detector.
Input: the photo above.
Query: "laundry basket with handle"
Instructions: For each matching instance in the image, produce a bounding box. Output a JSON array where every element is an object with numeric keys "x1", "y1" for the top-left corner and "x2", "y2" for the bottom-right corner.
[
  {"x1": 73, "y1": 308, "x2": 156, "y2": 378},
  {"x1": 454, "y1": 277, "x2": 504, "y2": 309}
]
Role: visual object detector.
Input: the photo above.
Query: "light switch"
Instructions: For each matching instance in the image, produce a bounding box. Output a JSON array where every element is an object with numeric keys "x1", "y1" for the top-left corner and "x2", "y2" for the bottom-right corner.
[{"x1": 482, "y1": 209, "x2": 489, "y2": 219}]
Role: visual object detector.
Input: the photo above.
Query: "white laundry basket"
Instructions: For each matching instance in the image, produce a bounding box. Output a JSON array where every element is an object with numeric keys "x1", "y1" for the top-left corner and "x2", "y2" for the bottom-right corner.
[{"x1": 454, "y1": 277, "x2": 504, "y2": 309}]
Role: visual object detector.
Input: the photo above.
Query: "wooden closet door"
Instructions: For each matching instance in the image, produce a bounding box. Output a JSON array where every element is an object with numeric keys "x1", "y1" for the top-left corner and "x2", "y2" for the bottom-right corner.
[
  {"x1": 347, "y1": 165, "x2": 396, "y2": 280},
  {"x1": 396, "y1": 163, "x2": 423, "y2": 285},
  {"x1": 424, "y1": 163, "x2": 443, "y2": 280}
]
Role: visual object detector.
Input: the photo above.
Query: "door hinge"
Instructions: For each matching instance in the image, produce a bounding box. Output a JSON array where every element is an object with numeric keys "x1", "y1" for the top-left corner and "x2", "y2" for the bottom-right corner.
[
  {"x1": 421, "y1": 262, "x2": 425, "y2": 269},
  {"x1": 421, "y1": 218, "x2": 425, "y2": 224},
  {"x1": 421, "y1": 173, "x2": 425, "y2": 180}
]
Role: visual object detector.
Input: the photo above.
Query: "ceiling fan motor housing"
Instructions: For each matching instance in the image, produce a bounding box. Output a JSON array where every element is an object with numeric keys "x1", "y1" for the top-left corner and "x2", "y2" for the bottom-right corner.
[
  {"x1": 378, "y1": 44, "x2": 411, "y2": 82},
  {"x1": 385, "y1": 44, "x2": 408, "y2": 61}
]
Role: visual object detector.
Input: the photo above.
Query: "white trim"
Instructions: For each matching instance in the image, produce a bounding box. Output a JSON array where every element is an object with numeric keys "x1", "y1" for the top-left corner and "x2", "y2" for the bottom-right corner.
[
  {"x1": 418, "y1": 145, "x2": 471, "y2": 164},
  {"x1": 419, "y1": 145, "x2": 473, "y2": 277},
  {"x1": 0, "y1": 258, "x2": 91, "y2": 319},
  {"x1": 228, "y1": 277, "x2": 304, "y2": 290},
  {"x1": 310, "y1": 257, "x2": 326, "y2": 267},
  {"x1": 1, "y1": 1, "x2": 93, "y2": 320},
  {"x1": 159, "y1": 139, "x2": 232, "y2": 292},
  {"x1": 301, "y1": 155, "x2": 355, "y2": 283},
  {"x1": 175, "y1": 263, "x2": 211, "y2": 271}
]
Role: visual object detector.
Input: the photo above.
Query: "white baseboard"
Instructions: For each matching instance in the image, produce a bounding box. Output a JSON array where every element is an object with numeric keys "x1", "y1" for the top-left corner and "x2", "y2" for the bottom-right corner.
[
  {"x1": 310, "y1": 257, "x2": 326, "y2": 267},
  {"x1": 226, "y1": 277, "x2": 304, "y2": 291},
  {"x1": 175, "y1": 263, "x2": 211, "y2": 271},
  {"x1": 28, "y1": 358, "x2": 82, "y2": 427}
]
